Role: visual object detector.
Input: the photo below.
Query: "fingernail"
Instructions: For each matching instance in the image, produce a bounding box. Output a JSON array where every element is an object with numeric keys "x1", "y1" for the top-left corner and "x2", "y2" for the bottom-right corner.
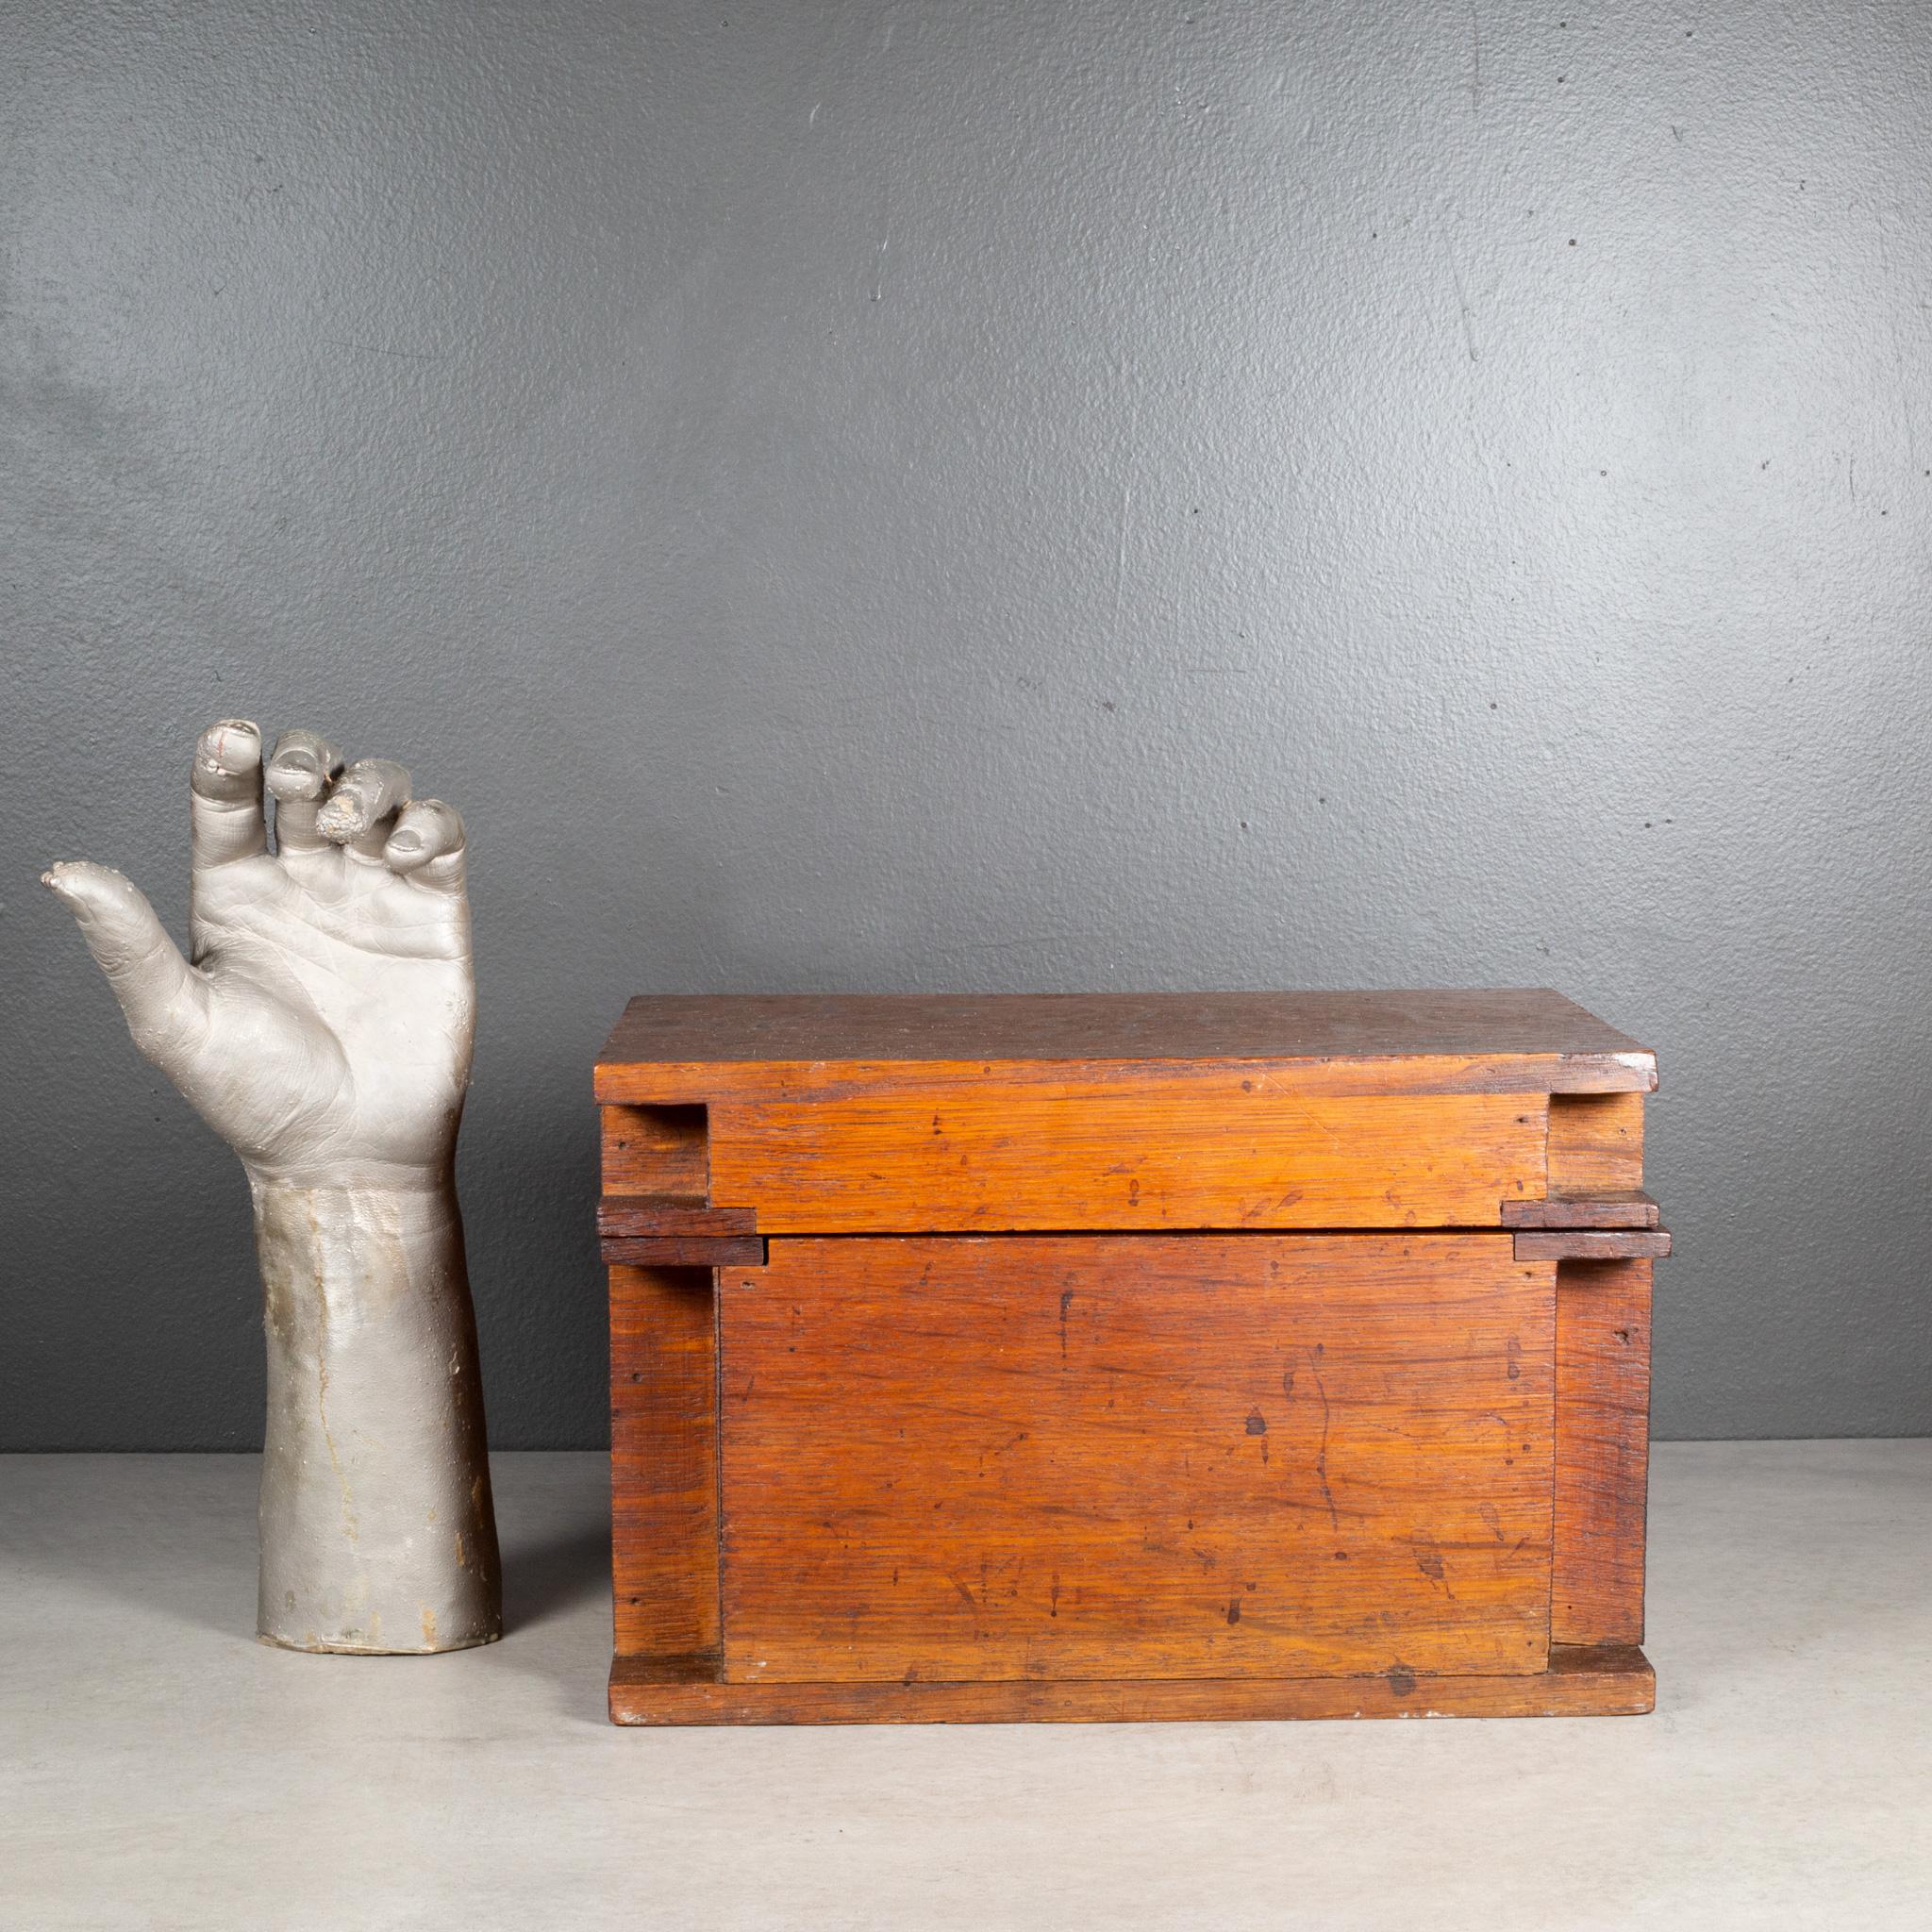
[
  {"x1": 196, "y1": 719, "x2": 262, "y2": 776},
  {"x1": 266, "y1": 730, "x2": 342, "y2": 802},
  {"x1": 268, "y1": 751, "x2": 325, "y2": 802}
]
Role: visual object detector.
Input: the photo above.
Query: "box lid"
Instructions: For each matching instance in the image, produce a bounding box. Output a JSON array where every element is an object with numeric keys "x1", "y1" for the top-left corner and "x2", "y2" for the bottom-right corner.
[
  {"x1": 595, "y1": 989, "x2": 1654, "y2": 1093},
  {"x1": 596, "y1": 991, "x2": 1657, "y2": 1238}
]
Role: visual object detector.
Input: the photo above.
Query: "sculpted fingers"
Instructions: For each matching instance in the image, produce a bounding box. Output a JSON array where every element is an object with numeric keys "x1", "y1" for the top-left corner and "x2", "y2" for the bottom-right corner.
[
  {"x1": 317, "y1": 758, "x2": 410, "y2": 858},
  {"x1": 267, "y1": 728, "x2": 341, "y2": 800},
  {"x1": 266, "y1": 729, "x2": 344, "y2": 858},
  {"x1": 42, "y1": 861, "x2": 210, "y2": 1077},
  {"x1": 190, "y1": 720, "x2": 267, "y2": 870},
  {"x1": 383, "y1": 799, "x2": 467, "y2": 894}
]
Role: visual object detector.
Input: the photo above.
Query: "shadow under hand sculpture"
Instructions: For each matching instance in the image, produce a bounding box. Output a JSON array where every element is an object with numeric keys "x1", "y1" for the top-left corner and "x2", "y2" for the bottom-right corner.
[{"x1": 44, "y1": 721, "x2": 501, "y2": 1654}]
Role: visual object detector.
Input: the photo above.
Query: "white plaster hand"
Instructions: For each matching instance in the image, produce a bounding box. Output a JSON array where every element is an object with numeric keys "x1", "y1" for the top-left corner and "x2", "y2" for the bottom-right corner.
[
  {"x1": 44, "y1": 721, "x2": 499, "y2": 1655},
  {"x1": 43, "y1": 721, "x2": 473, "y2": 1187}
]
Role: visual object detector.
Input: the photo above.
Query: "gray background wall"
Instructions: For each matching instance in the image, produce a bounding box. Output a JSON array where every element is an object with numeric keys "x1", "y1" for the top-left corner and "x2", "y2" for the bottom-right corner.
[{"x1": 7, "y1": 0, "x2": 1928, "y2": 1449}]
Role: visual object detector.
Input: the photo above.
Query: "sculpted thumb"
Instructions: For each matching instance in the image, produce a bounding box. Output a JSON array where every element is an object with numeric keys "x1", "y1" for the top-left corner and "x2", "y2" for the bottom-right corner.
[{"x1": 42, "y1": 861, "x2": 209, "y2": 1076}]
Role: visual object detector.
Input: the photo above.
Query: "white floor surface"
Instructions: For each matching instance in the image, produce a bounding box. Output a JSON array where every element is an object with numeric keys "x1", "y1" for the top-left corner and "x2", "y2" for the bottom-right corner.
[{"x1": 3, "y1": 1441, "x2": 1927, "y2": 1930}]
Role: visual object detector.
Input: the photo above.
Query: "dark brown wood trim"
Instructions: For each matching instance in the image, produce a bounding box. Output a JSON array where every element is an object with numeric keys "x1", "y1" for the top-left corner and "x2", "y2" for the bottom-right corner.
[
  {"x1": 1513, "y1": 1228, "x2": 1671, "y2": 1262},
  {"x1": 597, "y1": 990, "x2": 1656, "y2": 1070},
  {"x1": 1501, "y1": 1191, "x2": 1659, "y2": 1230},
  {"x1": 598, "y1": 1195, "x2": 759, "y2": 1239},
  {"x1": 604, "y1": 1235, "x2": 766, "y2": 1268}
]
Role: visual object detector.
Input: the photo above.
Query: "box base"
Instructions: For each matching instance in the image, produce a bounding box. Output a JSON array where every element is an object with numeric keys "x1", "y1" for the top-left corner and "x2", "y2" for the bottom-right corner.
[{"x1": 608, "y1": 1643, "x2": 1654, "y2": 1725}]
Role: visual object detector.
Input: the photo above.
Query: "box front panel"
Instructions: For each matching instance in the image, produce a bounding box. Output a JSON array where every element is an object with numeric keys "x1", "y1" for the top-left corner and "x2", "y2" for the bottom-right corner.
[
  {"x1": 708, "y1": 1077, "x2": 1548, "y2": 1232},
  {"x1": 718, "y1": 1234, "x2": 1555, "y2": 1684}
]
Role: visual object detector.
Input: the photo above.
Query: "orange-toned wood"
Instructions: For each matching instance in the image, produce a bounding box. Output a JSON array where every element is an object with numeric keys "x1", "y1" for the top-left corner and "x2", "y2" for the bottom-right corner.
[
  {"x1": 596, "y1": 994, "x2": 1657, "y2": 1234},
  {"x1": 716, "y1": 1235, "x2": 1556, "y2": 1686},
  {"x1": 609, "y1": 1264, "x2": 720, "y2": 1659},
  {"x1": 603, "y1": 1052, "x2": 1652, "y2": 1108},
  {"x1": 1513, "y1": 1228, "x2": 1671, "y2": 1262},
  {"x1": 1547, "y1": 1091, "x2": 1645, "y2": 1195},
  {"x1": 609, "y1": 1643, "x2": 1655, "y2": 1724},
  {"x1": 708, "y1": 1082, "x2": 1548, "y2": 1233},
  {"x1": 603, "y1": 1104, "x2": 708, "y2": 1197},
  {"x1": 1501, "y1": 1191, "x2": 1658, "y2": 1230},
  {"x1": 599, "y1": 1196, "x2": 758, "y2": 1239},
  {"x1": 601, "y1": 990, "x2": 1663, "y2": 1726},
  {"x1": 1552, "y1": 1259, "x2": 1653, "y2": 1647}
]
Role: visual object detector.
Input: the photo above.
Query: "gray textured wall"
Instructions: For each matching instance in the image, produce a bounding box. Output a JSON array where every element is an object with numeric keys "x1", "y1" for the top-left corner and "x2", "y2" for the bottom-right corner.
[{"x1": 7, "y1": 0, "x2": 1929, "y2": 1448}]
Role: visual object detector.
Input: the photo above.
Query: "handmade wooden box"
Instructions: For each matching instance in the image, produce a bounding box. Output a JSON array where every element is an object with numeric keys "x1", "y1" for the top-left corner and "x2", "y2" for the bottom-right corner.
[{"x1": 598, "y1": 991, "x2": 1665, "y2": 1724}]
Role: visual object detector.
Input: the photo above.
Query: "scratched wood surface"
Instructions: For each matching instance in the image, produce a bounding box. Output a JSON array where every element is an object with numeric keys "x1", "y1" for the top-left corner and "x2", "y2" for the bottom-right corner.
[
  {"x1": 708, "y1": 1081, "x2": 1549, "y2": 1232},
  {"x1": 1513, "y1": 1228, "x2": 1671, "y2": 1262},
  {"x1": 601, "y1": 991, "x2": 1661, "y2": 1724},
  {"x1": 1501, "y1": 1191, "x2": 1658, "y2": 1229},
  {"x1": 1552, "y1": 1258, "x2": 1653, "y2": 1647},
  {"x1": 1547, "y1": 1091, "x2": 1646, "y2": 1195},
  {"x1": 600, "y1": 1051, "x2": 1654, "y2": 1109},
  {"x1": 603, "y1": 1103, "x2": 708, "y2": 1197},
  {"x1": 609, "y1": 1264, "x2": 720, "y2": 1660},
  {"x1": 597, "y1": 994, "x2": 1657, "y2": 1230},
  {"x1": 599, "y1": 1196, "x2": 758, "y2": 1238},
  {"x1": 716, "y1": 1235, "x2": 1556, "y2": 1685},
  {"x1": 598, "y1": 989, "x2": 1654, "y2": 1073},
  {"x1": 605, "y1": 1235, "x2": 765, "y2": 1268},
  {"x1": 609, "y1": 1643, "x2": 1655, "y2": 1724}
]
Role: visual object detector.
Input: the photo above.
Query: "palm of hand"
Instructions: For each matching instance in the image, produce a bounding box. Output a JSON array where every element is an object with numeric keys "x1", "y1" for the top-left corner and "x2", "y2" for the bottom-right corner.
[
  {"x1": 189, "y1": 850, "x2": 474, "y2": 1180},
  {"x1": 47, "y1": 721, "x2": 475, "y2": 1187}
]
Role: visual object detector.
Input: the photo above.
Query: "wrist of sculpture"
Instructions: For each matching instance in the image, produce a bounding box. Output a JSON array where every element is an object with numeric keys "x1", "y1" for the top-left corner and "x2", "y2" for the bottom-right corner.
[{"x1": 248, "y1": 1175, "x2": 501, "y2": 1654}]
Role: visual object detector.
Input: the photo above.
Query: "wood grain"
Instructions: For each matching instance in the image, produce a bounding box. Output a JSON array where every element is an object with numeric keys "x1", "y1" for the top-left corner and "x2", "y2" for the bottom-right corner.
[
  {"x1": 717, "y1": 1234, "x2": 1556, "y2": 1685},
  {"x1": 1553, "y1": 1259, "x2": 1653, "y2": 1647},
  {"x1": 1547, "y1": 1091, "x2": 1645, "y2": 1195},
  {"x1": 1513, "y1": 1229, "x2": 1671, "y2": 1262},
  {"x1": 599, "y1": 1196, "x2": 758, "y2": 1238},
  {"x1": 610, "y1": 1644, "x2": 1655, "y2": 1724},
  {"x1": 1500, "y1": 1191, "x2": 1658, "y2": 1230},
  {"x1": 603, "y1": 1103, "x2": 709, "y2": 1197},
  {"x1": 609, "y1": 1263, "x2": 720, "y2": 1659},
  {"x1": 603, "y1": 1054, "x2": 1653, "y2": 1108},
  {"x1": 601, "y1": 989, "x2": 1662, "y2": 1724},
  {"x1": 599, "y1": 989, "x2": 1655, "y2": 1072},
  {"x1": 708, "y1": 1081, "x2": 1549, "y2": 1233},
  {"x1": 604, "y1": 1236, "x2": 764, "y2": 1268}
]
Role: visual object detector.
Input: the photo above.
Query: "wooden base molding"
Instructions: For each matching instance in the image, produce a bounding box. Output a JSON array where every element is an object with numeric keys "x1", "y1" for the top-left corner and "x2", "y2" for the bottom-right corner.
[{"x1": 608, "y1": 1645, "x2": 1656, "y2": 1725}]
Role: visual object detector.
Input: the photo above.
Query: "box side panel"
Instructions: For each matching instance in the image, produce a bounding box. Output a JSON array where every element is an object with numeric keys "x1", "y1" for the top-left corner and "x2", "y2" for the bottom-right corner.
[
  {"x1": 717, "y1": 1234, "x2": 1555, "y2": 1683},
  {"x1": 610, "y1": 1264, "x2": 720, "y2": 1658},
  {"x1": 1552, "y1": 1258, "x2": 1652, "y2": 1646},
  {"x1": 709, "y1": 1081, "x2": 1548, "y2": 1232}
]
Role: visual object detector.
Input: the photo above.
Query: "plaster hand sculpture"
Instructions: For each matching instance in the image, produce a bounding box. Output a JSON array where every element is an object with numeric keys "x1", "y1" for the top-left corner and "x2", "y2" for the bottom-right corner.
[{"x1": 43, "y1": 722, "x2": 501, "y2": 1654}]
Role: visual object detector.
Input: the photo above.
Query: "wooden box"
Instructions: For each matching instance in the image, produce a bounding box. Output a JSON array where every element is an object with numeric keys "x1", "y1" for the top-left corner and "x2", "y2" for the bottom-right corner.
[{"x1": 598, "y1": 991, "x2": 1665, "y2": 1724}]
